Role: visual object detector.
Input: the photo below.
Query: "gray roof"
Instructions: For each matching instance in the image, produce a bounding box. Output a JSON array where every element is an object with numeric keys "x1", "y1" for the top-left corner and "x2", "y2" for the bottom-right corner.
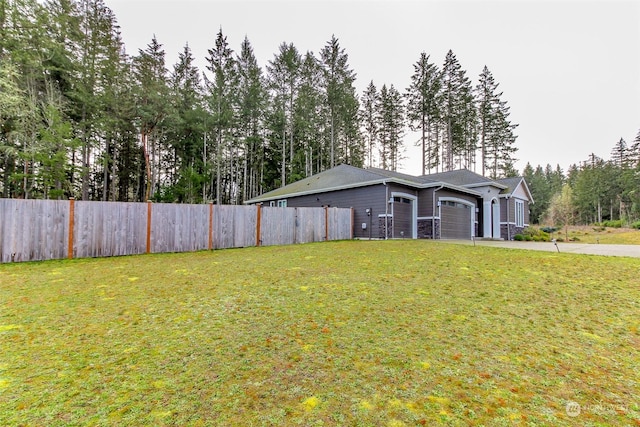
[
  {"x1": 245, "y1": 164, "x2": 516, "y2": 204},
  {"x1": 420, "y1": 169, "x2": 497, "y2": 186},
  {"x1": 246, "y1": 164, "x2": 391, "y2": 202}
]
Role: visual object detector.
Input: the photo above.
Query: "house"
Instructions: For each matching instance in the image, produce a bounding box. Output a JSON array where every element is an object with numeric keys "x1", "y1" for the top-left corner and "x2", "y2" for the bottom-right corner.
[{"x1": 245, "y1": 164, "x2": 533, "y2": 240}]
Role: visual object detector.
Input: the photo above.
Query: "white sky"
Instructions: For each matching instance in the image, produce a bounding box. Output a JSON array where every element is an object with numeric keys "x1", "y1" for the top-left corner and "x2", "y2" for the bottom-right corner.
[{"x1": 104, "y1": 0, "x2": 640, "y2": 176}]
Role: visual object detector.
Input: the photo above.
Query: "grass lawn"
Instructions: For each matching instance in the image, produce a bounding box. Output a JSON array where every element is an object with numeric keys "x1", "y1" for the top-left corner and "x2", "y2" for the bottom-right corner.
[
  {"x1": 551, "y1": 225, "x2": 640, "y2": 245},
  {"x1": 1, "y1": 240, "x2": 639, "y2": 426}
]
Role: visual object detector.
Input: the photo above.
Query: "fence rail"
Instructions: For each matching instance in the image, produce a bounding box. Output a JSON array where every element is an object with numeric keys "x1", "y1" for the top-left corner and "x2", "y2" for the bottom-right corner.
[{"x1": 0, "y1": 199, "x2": 353, "y2": 263}]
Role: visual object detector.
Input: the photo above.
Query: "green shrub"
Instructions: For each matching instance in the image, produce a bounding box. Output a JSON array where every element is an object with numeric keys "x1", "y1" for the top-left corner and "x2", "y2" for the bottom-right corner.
[
  {"x1": 631, "y1": 221, "x2": 640, "y2": 230},
  {"x1": 524, "y1": 235, "x2": 533, "y2": 241},
  {"x1": 514, "y1": 234, "x2": 525, "y2": 241},
  {"x1": 522, "y1": 227, "x2": 551, "y2": 242},
  {"x1": 602, "y1": 219, "x2": 624, "y2": 228},
  {"x1": 541, "y1": 226, "x2": 558, "y2": 234}
]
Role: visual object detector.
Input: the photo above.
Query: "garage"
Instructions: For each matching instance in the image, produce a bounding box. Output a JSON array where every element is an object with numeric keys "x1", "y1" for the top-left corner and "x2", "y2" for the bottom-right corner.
[
  {"x1": 392, "y1": 196, "x2": 413, "y2": 238},
  {"x1": 440, "y1": 199, "x2": 473, "y2": 239}
]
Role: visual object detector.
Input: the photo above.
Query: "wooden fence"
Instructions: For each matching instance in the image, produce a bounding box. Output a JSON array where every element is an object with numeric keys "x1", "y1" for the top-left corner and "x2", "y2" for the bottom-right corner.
[{"x1": 0, "y1": 199, "x2": 353, "y2": 263}]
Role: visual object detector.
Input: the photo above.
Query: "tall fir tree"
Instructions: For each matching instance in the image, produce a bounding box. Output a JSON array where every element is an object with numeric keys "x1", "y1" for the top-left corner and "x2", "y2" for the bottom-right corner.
[
  {"x1": 440, "y1": 50, "x2": 474, "y2": 171},
  {"x1": 294, "y1": 51, "x2": 325, "y2": 178},
  {"x1": 376, "y1": 84, "x2": 404, "y2": 171},
  {"x1": 476, "y1": 66, "x2": 518, "y2": 178},
  {"x1": 405, "y1": 52, "x2": 441, "y2": 174},
  {"x1": 319, "y1": 35, "x2": 358, "y2": 169},
  {"x1": 205, "y1": 29, "x2": 238, "y2": 203},
  {"x1": 360, "y1": 81, "x2": 378, "y2": 168},
  {"x1": 266, "y1": 42, "x2": 300, "y2": 187},
  {"x1": 236, "y1": 36, "x2": 267, "y2": 201},
  {"x1": 133, "y1": 35, "x2": 170, "y2": 202},
  {"x1": 165, "y1": 43, "x2": 207, "y2": 203}
]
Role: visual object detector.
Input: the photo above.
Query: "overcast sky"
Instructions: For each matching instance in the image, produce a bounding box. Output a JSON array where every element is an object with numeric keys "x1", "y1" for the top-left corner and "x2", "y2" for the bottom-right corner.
[{"x1": 104, "y1": 0, "x2": 640, "y2": 176}]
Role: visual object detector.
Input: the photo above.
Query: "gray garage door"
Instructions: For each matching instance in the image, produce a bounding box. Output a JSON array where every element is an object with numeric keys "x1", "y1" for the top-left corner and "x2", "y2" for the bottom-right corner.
[
  {"x1": 393, "y1": 196, "x2": 413, "y2": 238},
  {"x1": 440, "y1": 200, "x2": 471, "y2": 239}
]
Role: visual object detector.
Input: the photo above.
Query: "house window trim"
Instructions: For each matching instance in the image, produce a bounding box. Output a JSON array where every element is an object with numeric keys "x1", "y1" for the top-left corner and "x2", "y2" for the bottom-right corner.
[
  {"x1": 270, "y1": 199, "x2": 287, "y2": 207},
  {"x1": 515, "y1": 199, "x2": 524, "y2": 228}
]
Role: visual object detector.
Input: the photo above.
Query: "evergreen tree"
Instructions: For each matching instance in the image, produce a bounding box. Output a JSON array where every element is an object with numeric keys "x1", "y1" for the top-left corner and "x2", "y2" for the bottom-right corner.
[
  {"x1": 236, "y1": 36, "x2": 267, "y2": 201},
  {"x1": 440, "y1": 50, "x2": 475, "y2": 171},
  {"x1": 360, "y1": 81, "x2": 378, "y2": 168},
  {"x1": 205, "y1": 29, "x2": 238, "y2": 203},
  {"x1": 376, "y1": 84, "x2": 404, "y2": 171},
  {"x1": 405, "y1": 52, "x2": 441, "y2": 174},
  {"x1": 133, "y1": 35, "x2": 170, "y2": 202},
  {"x1": 610, "y1": 137, "x2": 627, "y2": 167},
  {"x1": 165, "y1": 43, "x2": 207, "y2": 203},
  {"x1": 476, "y1": 65, "x2": 518, "y2": 178},
  {"x1": 266, "y1": 42, "x2": 300, "y2": 187},
  {"x1": 319, "y1": 35, "x2": 358, "y2": 168},
  {"x1": 294, "y1": 51, "x2": 325, "y2": 178}
]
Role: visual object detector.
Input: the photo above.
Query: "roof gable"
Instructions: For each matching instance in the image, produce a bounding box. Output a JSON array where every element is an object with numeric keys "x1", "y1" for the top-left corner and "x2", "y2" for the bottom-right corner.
[{"x1": 496, "y1": 176, "x2": 534, "y2": 202}]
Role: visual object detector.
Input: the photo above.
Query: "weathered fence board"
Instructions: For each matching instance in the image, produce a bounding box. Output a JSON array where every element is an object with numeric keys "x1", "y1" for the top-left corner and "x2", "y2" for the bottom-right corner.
[
  {"x1": 261, "y1": 207, "x2": 296, "y2": 246},
  {"x1": 328, "y1": 207, "x2": 353, "y2": 241},
  {"x1": 213, "y1": 205, "x2": 257, "y2": 249},
  {"x1": 74, "y1": 201, "x2": 147, "y2": 258},
  {"x1": 295, "y1": 207, "x2": 326, "y2": 244},
  {"x1": 0, "y1": 199, "x2": 352, "y2": 263},
  {"x1": 152, "y1": 203, "x2": 209, "y2": 254},
  {"x1": 0, "y1": 199, "x2": 69, "y2": 262}
]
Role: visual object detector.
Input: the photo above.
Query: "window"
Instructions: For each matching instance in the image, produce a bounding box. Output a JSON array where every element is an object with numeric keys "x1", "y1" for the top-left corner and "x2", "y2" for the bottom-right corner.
[
  {"x1": 277, "y1": 199, "x2": 287, "y2": 208},
  {"x1": 515, "y1": 200, "x2": 524, "y2": 227},
  {"x1": 393, "y1": 196, "x2": 411, "y2": 204}
]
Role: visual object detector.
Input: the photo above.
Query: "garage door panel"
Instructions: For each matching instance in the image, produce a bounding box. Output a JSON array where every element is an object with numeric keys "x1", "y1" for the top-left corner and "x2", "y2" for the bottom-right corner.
[
  {"x1": 441, "y1": 202, "x2": 471, "y2": 239},
  {"x1": 394, "y1": 201, "x2": 412, "y2": 238}
]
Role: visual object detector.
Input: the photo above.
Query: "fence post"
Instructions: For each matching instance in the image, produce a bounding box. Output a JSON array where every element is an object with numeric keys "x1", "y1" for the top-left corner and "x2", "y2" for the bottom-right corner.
[
  {"x1": 256, "y1": 204, "x2": 262, "y2": 246},
  {"x1": 208, "y1": 202, "x2": 214, "y2": 250},
  {"x1": 67, "y1": 197, "x2": 75, "y2": 259},
  {"x1": 324, "y1": 206, "x2": 329, "y2": 241},
  {"x1": 146, "y1": 201, "x2": 152, "y2": 254},
  {"x1": 351, "y1": 207, "x2": 355, "y2": 239}
]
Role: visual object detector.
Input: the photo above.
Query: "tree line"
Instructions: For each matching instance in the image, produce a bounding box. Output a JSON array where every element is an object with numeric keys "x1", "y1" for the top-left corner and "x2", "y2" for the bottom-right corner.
[
  {"x1": 0, "y1": 0, "x2": 519, "y2": 204},
  {"x1": 524, "y1": 132, "x2": 640, "y2": 227}
]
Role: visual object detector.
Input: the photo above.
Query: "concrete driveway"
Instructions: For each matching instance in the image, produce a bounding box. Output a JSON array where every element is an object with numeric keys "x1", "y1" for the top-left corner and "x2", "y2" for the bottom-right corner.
[{"x1": 443, "y1": 239, "x2": 640, "y2": 258}]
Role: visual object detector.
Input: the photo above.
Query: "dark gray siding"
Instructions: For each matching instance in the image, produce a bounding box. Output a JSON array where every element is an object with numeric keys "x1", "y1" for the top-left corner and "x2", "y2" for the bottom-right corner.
[
  {"x1": 417, "y1": 188, "x2": 435, "y2": 217},
  {"x1": 436, "y1": 189, "x2": 477, "y2": 205},
  {"x1": 500, "y1": 198, "x2": 530, "y2": 225}
]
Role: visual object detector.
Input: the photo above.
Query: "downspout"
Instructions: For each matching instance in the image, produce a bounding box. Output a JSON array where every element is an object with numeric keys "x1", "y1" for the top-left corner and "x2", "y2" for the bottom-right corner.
[
  {"x1": 384, "y1": 181, "x2": 389, "y2": 240},
  {"x1": 506, "y1": 196, "x2": 510, "y2": 240},
  {"x1": 433, "y1": 185, "x2": 444, "y2": 239}
]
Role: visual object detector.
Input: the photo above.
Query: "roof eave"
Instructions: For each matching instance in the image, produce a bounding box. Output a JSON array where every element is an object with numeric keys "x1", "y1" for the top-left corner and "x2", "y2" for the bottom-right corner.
[{"x1": 245, "y1": 177, "x2": 482, "y2": 203}]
